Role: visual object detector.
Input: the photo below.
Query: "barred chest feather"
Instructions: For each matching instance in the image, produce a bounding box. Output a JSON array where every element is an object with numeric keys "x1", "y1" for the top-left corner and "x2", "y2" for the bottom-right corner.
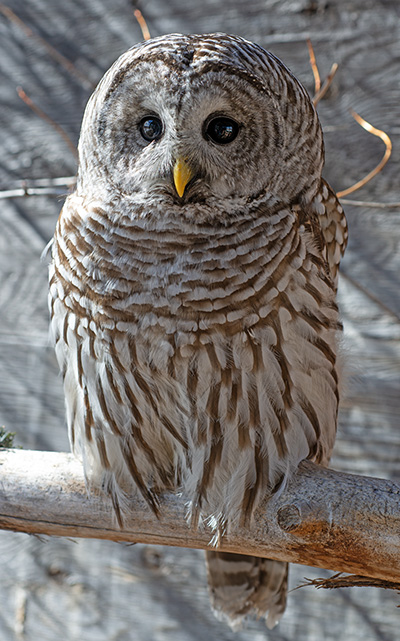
[{"x1": 50, "y1": 193, "x2": 340, "y2": 532}]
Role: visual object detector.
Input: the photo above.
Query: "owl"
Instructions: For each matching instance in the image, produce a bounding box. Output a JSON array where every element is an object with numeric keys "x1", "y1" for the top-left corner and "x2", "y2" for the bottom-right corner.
[{"x1": 49, "y1": 33, "x2": 347, "y2": 629}]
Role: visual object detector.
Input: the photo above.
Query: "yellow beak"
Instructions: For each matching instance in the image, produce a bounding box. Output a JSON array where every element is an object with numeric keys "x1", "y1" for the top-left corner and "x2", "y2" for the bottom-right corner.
[{"x1": 173, "y1": 157, "x2": 193, "y2": 198}]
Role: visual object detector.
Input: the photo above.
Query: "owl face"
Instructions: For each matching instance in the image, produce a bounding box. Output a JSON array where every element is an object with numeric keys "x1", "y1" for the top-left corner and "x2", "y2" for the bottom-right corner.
[{"x1": 77, "y1": 34, "x2": 324, "y2": 215}]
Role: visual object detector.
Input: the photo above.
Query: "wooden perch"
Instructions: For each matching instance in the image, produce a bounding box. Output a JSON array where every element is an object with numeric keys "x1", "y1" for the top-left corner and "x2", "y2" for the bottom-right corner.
[{"x1": 1, "y1": 449, "x2": 400, "y2": 582}]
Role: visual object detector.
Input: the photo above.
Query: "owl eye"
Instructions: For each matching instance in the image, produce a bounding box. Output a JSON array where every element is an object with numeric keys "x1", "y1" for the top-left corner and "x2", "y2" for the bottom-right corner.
[
  {"x1": 139, "y1": 116, "x2": 163, "y2": 142},
  {"x1": 204, "y1": 116, "x2": 239, "y2": 145}
]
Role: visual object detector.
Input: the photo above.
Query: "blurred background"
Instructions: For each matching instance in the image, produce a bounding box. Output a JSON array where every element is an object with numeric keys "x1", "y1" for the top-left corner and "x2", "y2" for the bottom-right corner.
[{"x1": 0, "y1": 1, "x2": 399, "y2": 639}]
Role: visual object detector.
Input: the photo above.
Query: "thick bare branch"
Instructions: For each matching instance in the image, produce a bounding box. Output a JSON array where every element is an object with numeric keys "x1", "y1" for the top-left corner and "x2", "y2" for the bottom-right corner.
[{"x1": 0, "y1": 449, "x2": 400, "y2": 582}]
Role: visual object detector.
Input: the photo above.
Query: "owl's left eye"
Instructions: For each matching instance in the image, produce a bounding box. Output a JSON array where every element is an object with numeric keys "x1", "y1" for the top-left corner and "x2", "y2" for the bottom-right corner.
[
  {"x1": 139, "y1": 116, "x2": 163, "y2": 142},
  {"x1": 203, "y1": 116, "x2": 239, "y2": 145}
]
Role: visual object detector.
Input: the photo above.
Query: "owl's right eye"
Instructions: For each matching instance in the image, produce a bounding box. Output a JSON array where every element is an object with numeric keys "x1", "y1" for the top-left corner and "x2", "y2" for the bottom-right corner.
[{"x1": 139, "y1": 116, "x2": 163, "y2": 142}]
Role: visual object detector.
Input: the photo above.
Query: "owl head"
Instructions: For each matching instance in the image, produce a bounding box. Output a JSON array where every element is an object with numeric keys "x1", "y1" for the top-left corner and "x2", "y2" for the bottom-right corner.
[{"x1": 77, "y1": 33, "x2": 324, "y2": 217}]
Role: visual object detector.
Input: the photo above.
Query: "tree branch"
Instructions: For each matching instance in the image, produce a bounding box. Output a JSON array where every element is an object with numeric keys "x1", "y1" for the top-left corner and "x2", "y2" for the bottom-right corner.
[{"x1": 1, "y1": 449, "x2": 400, "y2": 582}]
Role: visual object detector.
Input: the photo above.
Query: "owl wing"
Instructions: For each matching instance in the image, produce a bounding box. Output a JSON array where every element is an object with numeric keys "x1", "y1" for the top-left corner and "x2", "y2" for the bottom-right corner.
[
  {"x1": 317, "y1": 179, "x2": 348, "y2": 290},
  {"x1": 297, "y1": 180, "x2": 347, "y2": 291},
  {"x1": 205, "y1": 182, "x2": 347, "y2": 632}
]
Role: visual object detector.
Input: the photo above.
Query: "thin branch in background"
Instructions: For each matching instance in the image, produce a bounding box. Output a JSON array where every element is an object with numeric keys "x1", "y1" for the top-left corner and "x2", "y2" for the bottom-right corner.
[
  {"x1": 133, "y1": 8, "x2": 151, "y2": 40},
  {"x1": 16, "y1": 87, "x2": 78, "y2": 161},
  {"x1": 306, "y1": 41, "x2": 393, "y2": 200},
  {"x1": 307, "y1": 39, "x2": 338, "y2": 105},
  {"x1": 306, "y1": 38, "x2": 321, "y2": 94},
  {"x1": 0, "y1": 177, "x2": 76, "y2": 200},
  {"x1": 340, "y1": 199, "x2": 400, "y2": 208},
  {"x1": 0, "y1": 187, "x2": 61, "y2": 199},
  {"x1": 312, "y1": 63, "x2": 338, "y2": 105},
  {"x1": 336, "y1": 115, "x2": 397, "y2": 324},
  {"x1": 337, "y1": 111, "x2": 393, "y2": 197},
  {"x1": 0, "y1": 3, "x2": 95, "y2": 89},
  {"x1": 305, "y1": 42, "x2": 397, "y2": 323}
]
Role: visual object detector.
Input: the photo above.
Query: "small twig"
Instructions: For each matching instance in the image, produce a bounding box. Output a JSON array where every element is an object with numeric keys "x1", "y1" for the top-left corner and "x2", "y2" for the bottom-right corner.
[
  {"x1": 296, "y1": 573, "x2": 400, "y2": 593},
  {"x1": 305, "y1": 39, "x2": 338, "y2": 106},
  {"x1": 306, "y1": 38, "x2": 321, "y2": 94},
  {"x1": 17, "y1": 87, "x2": 78, "y2": 161},
  {"x1": 0, "y1": 3, "x2": 94, "y2": 89},
  {"x1": 133, "y1": 8, "x2": 151, "y2": 41},
  {"x1": 337, "y1": 111, "x2": 392, "y2": 197},
  {"x1": 313, "y1": 63, "x2": 338, "y2": 106}
]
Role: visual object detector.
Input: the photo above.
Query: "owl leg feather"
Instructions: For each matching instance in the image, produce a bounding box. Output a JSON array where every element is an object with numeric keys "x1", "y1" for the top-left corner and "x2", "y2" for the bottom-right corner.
[{"x1": 205, "y1": 551, "x2": 288, "y2": 630}]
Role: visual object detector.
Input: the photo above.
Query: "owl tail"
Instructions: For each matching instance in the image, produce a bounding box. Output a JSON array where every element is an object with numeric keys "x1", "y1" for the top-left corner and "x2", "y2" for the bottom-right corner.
[{"x1": 205, "y1": 551, "x2": 288, "y2": 630}]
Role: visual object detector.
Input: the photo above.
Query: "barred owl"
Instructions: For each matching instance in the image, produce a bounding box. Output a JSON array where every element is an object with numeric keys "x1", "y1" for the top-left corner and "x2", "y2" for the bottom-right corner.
[{"x1": 49, "y1": 33, "x2": 347, "y2": 629}]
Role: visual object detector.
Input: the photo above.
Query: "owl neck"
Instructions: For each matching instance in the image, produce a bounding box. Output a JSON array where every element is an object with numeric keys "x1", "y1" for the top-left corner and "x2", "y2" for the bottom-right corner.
[{"x1": 55, "y1": 192, "x2": 302, "y2": 333}]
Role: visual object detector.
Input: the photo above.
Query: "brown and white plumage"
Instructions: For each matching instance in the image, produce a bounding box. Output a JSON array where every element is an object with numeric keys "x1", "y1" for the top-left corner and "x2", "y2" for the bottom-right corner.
[{"x1": 49, "y1": 33, "x2": 347, "y2": 629}]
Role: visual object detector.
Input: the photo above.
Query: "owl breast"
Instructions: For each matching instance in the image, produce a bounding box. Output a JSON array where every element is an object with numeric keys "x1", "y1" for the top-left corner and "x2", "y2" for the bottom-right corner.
[{"x1": 50, "y1": 192, "x2": 339, "y2": 532}]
